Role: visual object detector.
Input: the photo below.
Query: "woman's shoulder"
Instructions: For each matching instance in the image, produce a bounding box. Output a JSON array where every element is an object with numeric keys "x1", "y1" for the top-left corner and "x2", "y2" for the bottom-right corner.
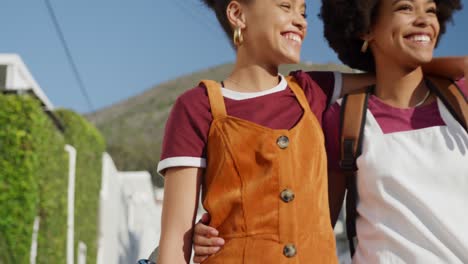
[
  {"x1": 176, "y1": 84, "x2": 209, "y2": 104},
  {"x1": 167, "y1": 83, "x2": 213, "y2": 131},
  {"x1": 170, "y1": 83, "x2": 213, "y2": 117}
]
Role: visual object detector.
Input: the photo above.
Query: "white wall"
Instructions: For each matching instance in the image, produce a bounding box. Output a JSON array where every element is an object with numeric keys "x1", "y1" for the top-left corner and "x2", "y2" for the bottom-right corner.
[
  {"x1": 97, "y1": 153, "x2": 160, "y2": 264},
  {"x1": 0, "y1": 53, "x2": 54, "y2": 110}
]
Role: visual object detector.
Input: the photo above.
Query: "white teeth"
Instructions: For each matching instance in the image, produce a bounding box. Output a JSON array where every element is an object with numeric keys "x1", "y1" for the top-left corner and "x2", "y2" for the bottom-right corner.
[
  {"x1": 284, "y1": 33, "x2": 302, "y2": 44},
  {"x1": 409, "y1": 35, "x2": 431, "y2": 43}
]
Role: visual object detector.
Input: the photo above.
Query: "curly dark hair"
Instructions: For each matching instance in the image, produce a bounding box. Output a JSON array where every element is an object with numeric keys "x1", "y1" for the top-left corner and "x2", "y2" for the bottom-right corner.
[
  {"x1": 320, "y1": 0, "x2": 463, "y2": 72},
  {"x1": 202, "y1": 0, "x2": 252, "y2": 42}
]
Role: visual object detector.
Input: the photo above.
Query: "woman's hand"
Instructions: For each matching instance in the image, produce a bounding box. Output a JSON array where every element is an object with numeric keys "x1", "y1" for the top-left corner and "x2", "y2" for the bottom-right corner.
[{"x1": 192, "y1": 213, "x2": 225, "y2": 263}]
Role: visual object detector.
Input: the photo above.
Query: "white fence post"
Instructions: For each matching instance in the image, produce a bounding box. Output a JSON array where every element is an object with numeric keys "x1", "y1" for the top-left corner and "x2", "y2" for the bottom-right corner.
[
  {"x1": 65, "y1": 145, "x2": 77, "y2": 264},
  {"x1": 77, "y1": 241, "x2": 87, "y2": 264},
  {"x1": 29, "y1": 216, "x2": 40, "y2": 264},
  {"x1": 97, "y1": 153, "x2": 119, "y2": 264}
]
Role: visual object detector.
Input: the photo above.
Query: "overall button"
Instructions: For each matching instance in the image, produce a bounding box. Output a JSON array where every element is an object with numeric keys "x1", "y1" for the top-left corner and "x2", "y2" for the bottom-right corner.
[
  {"x1": 277, "y1": 136, "x2": 289, "y2": 149},
  {"x1": 280, "y1": 189, "x2": 295, "y2": 203},
  {"x1": 283, "y1": 244, "x2": 297, "y2": 258}
]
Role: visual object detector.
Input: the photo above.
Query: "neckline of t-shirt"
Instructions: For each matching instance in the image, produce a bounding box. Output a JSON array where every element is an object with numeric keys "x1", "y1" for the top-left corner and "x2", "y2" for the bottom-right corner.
[
  {"x1": 220, "y1": 74, "x2": 287, "y2": 101},
  {"x1": 369, "y1": 94, "x2": 438, "y2": 112}
]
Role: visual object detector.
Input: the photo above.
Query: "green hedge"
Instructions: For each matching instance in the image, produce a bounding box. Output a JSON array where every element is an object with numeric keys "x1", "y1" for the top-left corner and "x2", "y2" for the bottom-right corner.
[
  {"x1": 0, "y1": 94, "x2": 67, "y2": 263},
  {"x1": 56, "y1": 109, "x2": 105, "y2": 264},
  {"x1": 0, "y1": 94, "x2": 105, "y2": 264},
  {"x1": 35, "y1": 112, "x2": 68, "y2": 263}
]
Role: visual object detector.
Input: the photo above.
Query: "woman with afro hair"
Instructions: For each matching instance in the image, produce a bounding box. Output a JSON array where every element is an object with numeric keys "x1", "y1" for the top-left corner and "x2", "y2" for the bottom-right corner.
[
  {"x1": 156, "y1": 0, "x2": 467, "y2": 263},
  {"x1": 321, "y1": 0, "x2": 468, "y2": 263}
]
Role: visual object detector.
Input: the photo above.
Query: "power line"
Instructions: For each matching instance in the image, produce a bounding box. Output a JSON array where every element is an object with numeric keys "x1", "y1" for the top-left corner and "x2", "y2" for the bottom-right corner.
[{"x1": 44, "y1": 0, "x2": 94, "y2": 112}]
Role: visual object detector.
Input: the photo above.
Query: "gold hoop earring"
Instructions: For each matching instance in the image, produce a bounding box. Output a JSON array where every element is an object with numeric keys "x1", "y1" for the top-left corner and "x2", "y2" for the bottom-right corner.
[
  {"x1": 233, "y1": 27, "x2": 243, "y2": 46},
  {"x1": 361, "y1": 40, "x2": 369, "y2": 53}
]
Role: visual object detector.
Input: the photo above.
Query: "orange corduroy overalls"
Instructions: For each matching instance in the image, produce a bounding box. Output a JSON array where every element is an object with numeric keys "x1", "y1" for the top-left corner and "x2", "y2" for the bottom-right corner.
[{"x1": 201, "y1": 77, "x2": 338, "y2": 264}]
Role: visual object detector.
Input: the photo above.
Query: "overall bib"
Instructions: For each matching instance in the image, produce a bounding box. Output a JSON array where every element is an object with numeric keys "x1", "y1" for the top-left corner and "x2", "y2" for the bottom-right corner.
[
  {"x1": 200, "y1": 77, "x2": 338, "y2": 263},
  {"x1": 352, "y1": 99, "x2": 468, "y2": 264}
]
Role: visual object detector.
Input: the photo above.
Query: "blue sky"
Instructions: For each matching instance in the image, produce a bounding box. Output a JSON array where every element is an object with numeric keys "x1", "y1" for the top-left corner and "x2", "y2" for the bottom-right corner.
[{"x1": 1, "y1": 1, "x2": 467, "y2": 113}]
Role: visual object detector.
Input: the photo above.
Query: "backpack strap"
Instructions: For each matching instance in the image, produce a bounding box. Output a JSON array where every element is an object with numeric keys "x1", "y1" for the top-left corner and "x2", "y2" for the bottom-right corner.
[
  {"x1": 425, "y1": 77, "x2": 467, "y2": 132},
  {"x1": 340, "y1": 88, "x2": 371, "y2": 257}
]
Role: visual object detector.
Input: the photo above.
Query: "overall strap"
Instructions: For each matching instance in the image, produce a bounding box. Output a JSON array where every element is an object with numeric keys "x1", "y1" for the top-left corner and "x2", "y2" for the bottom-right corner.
[
  {"x1": 200, "y1": 80, "x2": 227, "y2": 119},
  {"x1": 425, "y1": 77, "x2": 468, "y2": 132},
  {"x1": 339, "y1": 88, "x2": 371, "y2": 257},
  {"x1": 285, "y1": 76, "x2": 312, "y2": 112}
]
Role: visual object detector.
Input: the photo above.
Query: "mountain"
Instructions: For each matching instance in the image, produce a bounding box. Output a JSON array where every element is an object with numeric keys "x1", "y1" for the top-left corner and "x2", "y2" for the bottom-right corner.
[{"x1": 86, "y1": 62, "x2": 353, "y2": 186}]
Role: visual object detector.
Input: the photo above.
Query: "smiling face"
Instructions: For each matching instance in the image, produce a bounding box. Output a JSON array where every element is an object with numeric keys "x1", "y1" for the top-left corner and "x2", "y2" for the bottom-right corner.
[
  {"x1": 369, "y1": 0, "x2": 440, "y2": 70},
  {"x1": 238, "y1": 0, "x2": 308, "y2": 65}
]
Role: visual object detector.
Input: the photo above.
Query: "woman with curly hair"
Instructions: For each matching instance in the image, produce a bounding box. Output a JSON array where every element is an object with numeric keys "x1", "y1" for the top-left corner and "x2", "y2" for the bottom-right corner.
[
  {"x1": 321, "y1": 0, "x2": 467, "y2": 263},
  {"x1": 157, "y1": 0, "x2": 344, "y2": 262},
  {"x1": 156, "y1": 0, "x2": 466, "y2": 263}
]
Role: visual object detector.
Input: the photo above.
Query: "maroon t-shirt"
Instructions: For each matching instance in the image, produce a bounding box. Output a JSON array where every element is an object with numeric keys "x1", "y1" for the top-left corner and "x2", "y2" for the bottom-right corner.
[
  {"x1": 158, "y1": 71, "x2": 339, "y2": 174},
  {"x1": 324, "y1": 78, "x2": 467, "y2": 172}
]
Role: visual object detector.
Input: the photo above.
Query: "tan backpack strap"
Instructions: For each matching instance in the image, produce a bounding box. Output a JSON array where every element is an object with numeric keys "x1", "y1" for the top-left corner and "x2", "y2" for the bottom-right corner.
[
  {"x1": 425, "y1": 77, "x2": 468, "y2": 132},
  {"x1": 285, "y1": 76, "x2": 311, "y2": 111},
  {"x1": 340, "y1": 89, "x2": 370, "y2": 257},
  {"x1": 340, "y1": 92, "x2": 369, "y2": 169},
  {"x1": 200, "y1": 80, "x2": 227, "y2": 119}
]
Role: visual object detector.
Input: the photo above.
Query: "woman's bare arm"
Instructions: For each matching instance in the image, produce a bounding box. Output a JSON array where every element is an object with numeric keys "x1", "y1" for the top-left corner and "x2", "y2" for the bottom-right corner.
[
  {"x1": 340, "y1": 56, "x2": 467, "y2": 96},
  {"x1": 157, "y1": 167, "x2": 203, "y2": 264},
  {"x1": 422, "y1": 56, "x2": 468, "y2": 80}
]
